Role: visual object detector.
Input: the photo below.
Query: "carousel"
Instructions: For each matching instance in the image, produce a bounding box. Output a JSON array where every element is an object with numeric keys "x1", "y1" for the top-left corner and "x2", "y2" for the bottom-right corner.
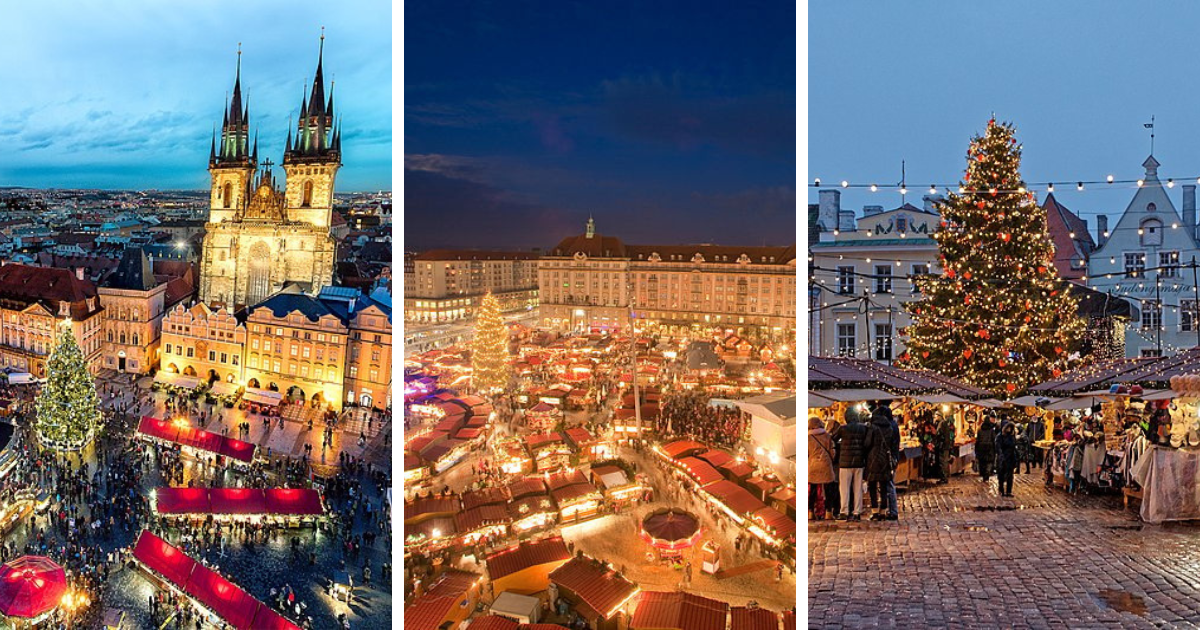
[{"x1": 640, "y1": 508, "x2": 702, "y2": 559}]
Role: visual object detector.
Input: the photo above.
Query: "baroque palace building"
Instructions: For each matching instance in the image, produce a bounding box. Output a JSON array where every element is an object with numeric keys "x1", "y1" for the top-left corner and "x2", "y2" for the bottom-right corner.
[
  {"x1": 538, "y1": 218, "x2": 796, "y2": 339},
  {"x1": 160, "y1": 38, "x2": 393, "y2": 412}
]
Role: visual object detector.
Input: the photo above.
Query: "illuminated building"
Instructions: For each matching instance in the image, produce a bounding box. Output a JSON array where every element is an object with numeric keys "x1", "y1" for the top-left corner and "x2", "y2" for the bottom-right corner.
[{"x1": 404, "y1": 250, "x2": 539, "y2": 323}]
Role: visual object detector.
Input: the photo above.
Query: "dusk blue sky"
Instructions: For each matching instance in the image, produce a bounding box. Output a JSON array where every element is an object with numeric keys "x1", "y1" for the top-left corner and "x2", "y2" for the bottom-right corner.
[
  {"x1": 405, "y1": 0, "x2": 796, "y2": 251},
  {"x1": 811, "y1": 1, "x2": 1200, "y2": 235},
  {"x1": 0, "y1": 1, "x2": 391, "y2": 191}
]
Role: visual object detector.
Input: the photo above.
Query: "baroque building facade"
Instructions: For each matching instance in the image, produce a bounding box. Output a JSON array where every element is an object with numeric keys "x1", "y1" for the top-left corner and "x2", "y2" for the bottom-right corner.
[{"x1": 199, "y1": 42, "x2": 340, "y2": 309}]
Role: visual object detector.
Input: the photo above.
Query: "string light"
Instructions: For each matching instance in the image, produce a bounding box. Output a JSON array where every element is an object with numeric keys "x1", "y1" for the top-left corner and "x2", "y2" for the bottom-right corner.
[
  {"x1": 1107, "y1": 175, "x2": 1114, "y2": 183},
  {"x1": 870, "y1": 184, "x2": 878, "y2": 192}
]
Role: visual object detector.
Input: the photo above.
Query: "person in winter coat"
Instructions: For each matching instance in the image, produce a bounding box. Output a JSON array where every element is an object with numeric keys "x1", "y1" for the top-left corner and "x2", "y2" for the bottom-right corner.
[
  {"x1": 865, "y1": 403, "x2": 900, "y2": 521},
  {"x1": 975, "y1": 416, "x2": 998, "y2": 482},
  {"x1": 935, "y1": 412, "x2": 956, "y2": 483},
  {"x1": 832, "y1": 404, "x2": 875, "y2": 520},
  {"x1": 808, "y1": 416, "x2": 837, "y2": 520},
  {"x1": 996, "y1": 422, "x2": 1018, "y2": 497}
]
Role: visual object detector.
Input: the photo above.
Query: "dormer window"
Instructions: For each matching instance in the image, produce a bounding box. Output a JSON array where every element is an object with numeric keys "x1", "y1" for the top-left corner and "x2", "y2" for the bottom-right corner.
[
  {"x1": 1147, "y1": 203, "x2": 1157, "y2": 213},
  {"x1": 895, "y1": 215, "x2": 908, "y2": 233},
  {"x1": 1141, "y1": 218, "x2": 1163, "y2": 247}
]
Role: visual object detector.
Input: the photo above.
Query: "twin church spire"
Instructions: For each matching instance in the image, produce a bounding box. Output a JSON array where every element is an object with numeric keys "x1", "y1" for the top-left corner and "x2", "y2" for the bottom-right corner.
[{"x1": 209, "y1": 33, "x2": 339, "y2": 172}]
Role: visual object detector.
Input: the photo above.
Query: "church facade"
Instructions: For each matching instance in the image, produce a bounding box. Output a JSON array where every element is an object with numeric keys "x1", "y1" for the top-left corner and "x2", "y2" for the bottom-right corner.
[{"x1": 199, "y1": 40, "x2": 340, "y2": 309}]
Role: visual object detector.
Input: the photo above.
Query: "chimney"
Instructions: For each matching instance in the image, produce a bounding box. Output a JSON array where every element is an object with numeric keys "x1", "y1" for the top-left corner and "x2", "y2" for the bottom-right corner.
[
  {"x1": 1097, "y1": 215, "x2": 1109, "y2": 248},
  {"x1": 1185, "y1": 185, "x2": 1197, "y2": 241},
  {"x1": 818, "y1": 190, "x2": 841, "y2": 233},
  {"x1": 862, "y1": 205, "x2": 884, "y2": 217},
  {"x1": 838, "y1": 210, "x2": 856, "y2": 232}
]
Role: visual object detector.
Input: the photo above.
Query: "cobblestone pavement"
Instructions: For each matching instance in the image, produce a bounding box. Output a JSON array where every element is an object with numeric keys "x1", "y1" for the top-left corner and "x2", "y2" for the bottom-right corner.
[{"x1": 808, "y1": 470, "x2": 1200, "y2": 629}]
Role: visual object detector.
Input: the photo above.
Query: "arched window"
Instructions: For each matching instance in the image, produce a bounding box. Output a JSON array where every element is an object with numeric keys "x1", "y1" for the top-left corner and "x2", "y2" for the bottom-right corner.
[
  {"x1": 132, "y1": 333, "x2": 139, "y2": 346},
  {"x1": 222, "y1": 182, "x2": 233, "y2": 209},
  {"x1": 1142, "y1": 218, "x2": 1164, "y2": 247},
  {"x1": 247, "y1": 242, "x2": 272, "y2": 305},
  {"x1": 302, "y1": 181, "x2": 314, "y2": 207}
]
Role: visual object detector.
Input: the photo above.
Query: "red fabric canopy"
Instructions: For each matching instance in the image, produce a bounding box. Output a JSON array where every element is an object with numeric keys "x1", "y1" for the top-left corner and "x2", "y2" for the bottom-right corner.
[
  {"x1": 176, "y1": 427, "x2": 224, "y2": 453},
  {"x1": 209, "y1": 489, "x2": 267, "y2": 515},
  {"x1": 133, "y1": 531, "x2": 196, "y2": 587},
  {"x1": 138, "y1": 416, "x2": 180, "y2": 442},
  {"x1": 264, "y1": 489, "x2": 324, "y2": 516},
  {"x1": 184, "y1": 564, "x2": 261, "y2": 629},
  {"x1": 219, "y1": 437, "x2": 256, "y2": 463},
  {"x1": 155, "y1": 488, "x2": 210, "y2": 515},
  {"x1": 251, "y1": 605, "x2": 302, "y2": 630},
  {"x1": 0, "y1": 556, "x2": 66, "y2": 619}
]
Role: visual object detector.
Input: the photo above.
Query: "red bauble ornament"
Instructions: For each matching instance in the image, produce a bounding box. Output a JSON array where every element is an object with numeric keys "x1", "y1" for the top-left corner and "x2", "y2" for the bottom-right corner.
[
  {"x1": 1054, "y1": 346, "x2": 1064, "y2": 355},
  {"x1": 922, "y1": 351, "x2": 930, "y2": 359},
  {"x1": 1001, "y1": 233, "x2": 1011, "y2": 242},
  {"x1": 976, "y1": 154, "x2": 985, "y2": 162},
  {"x1": 963, "y1": 271, "x2": 972, "y2": 280},
  {"x1": 975, "y1": 201, "x2": 986, "y2": 209},
  {"x1": 1037, "y1": 266, "x2": 1047, "y2": 273},
  {"x1": 998, "y1": 358, "x2": 1006, "y2": 367},
  {"x1": 963, "y1": 349, "x2": 973, "y2": 359},
  {"x1": 1006, "y1": 383, "x2": 1016, "y2": 393},
  {"x1": 1053, "y1": 368, "x2": 1062, "y2": 378},
  {"x1": 946, "y1": 268, "x2": 955, "y2": 278}
]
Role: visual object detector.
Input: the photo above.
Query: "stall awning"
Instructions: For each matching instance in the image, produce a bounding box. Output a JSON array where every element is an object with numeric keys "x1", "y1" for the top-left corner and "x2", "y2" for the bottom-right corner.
[
  {"x1": 1007, "y1": 395, "x2": 1045, "y2": 407},
  {"x1": 155, "y1": 372, "x2": 201, "y2": 390},
  {"x1": 184, "y1": 563, "x2": 262, "y2": 629},
  {"x1": 209, "y1": 489, "x2": 267, "y2": 515},
  {"x1": 1047, "y1": 397, "x2": 1097, "y2": 411},
  {"x1": 244, "y1": 388, "x2": 283, "y2": 406},
  {"x1": 264, "y1": 489, "x2": 324, "y2": 516},
  {"x1": 209, "y1": 381, "x2": 240, "y2": 397},
  {"x1": 809, "y1": 388, "x2": 897, "y2": 402},
  {"x1": 4, "y1": 373, "x2": 32, "y2": 385},
  {"x1": 1144, "y1": 389, "x2": 1176, "y2": 401},
  {"x1": 155, "y1": 488, "x2": 210, "y2": 515},
  {"x1": 971, "y1": 398, "x2": 1005, "y2": 409},
  {"x1": 808, "y1": 391, "x2": 837, "y2": 408},
  {"x1": 133, "y1": 530, "x2": 196, "y2": 587}
]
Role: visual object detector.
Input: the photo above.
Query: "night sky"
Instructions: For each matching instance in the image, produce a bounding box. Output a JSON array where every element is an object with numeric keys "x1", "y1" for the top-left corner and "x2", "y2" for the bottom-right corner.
[
  {"x1": 0, "y1": 1, "x2": 391, "y2": 191},
  {"x1": 811, "y1": 1, "x2": 1200, "y2": 231},
  {"x1": 405, "y1": 0, "x2": 796, "y2": 251}
]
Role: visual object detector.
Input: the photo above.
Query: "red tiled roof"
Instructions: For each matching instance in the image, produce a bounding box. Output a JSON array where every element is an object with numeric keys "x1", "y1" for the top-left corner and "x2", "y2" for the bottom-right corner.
[
  {"x1": 704, "y1": 481, "x2": 767, "y2": 516},
  {"x1": 549, "y1": 557, "x2": 639, "y2": 622},
  {"x1": 676, "y1": 457, "x2": 724, "y2": 487},
  {"x1": 661, "y1": 440, "x2": 706, "y2": 459},
  {"x1": 461, "y1": 487, "x2": 511, "y2": 511},
  {"x1": 467, "y1": 617, "x2": 518, "y2": 630},
  {"x1": 404, "y1": 495, "x2": 461, "y2": 523},
  {"x1": 405, "y1": 569, "x2": 479, "y2": 630},
  {"x1": 730, "y1": 607, "x2": 781, "y2": 630},
  {"x1": 455, "y1": 504, "x2": 511, "y2": 533},
  {"x1": 507, "y1": 495, "x2": 557, "y2": 520},
  {"x1": 0, "y1": 263, "x2": 99, "y2": 320},
  {"x1": 751, "y1": 506, "x2": 796, "y2": 540},
  {"x1": 507, "y1": 478, "x2": 548, "y2": 500},
  {"x1": 631, "y1": 591, "x2": 729, "y2": 630},
  {"x1": 524, "y1": 432, "x2": 565, "y2": 448},
  {"x1": 695, "y1": 449, "x2": 733, "y2": 469},
  {"x1": 718, "y1": 460, "x2": 755, "y2": 480},
  {"x1": 564, "y1": 427, "x2": 594, "y2": 446},
  {"x1": 546, "y1": 469, "x2": 589, "y2": 492},
  {"x1": 485, "y1": 537, "x2": 570, "y2": 581},
  {"x1": 550, "y1": 483, "x2": 600, "y2": 506}
]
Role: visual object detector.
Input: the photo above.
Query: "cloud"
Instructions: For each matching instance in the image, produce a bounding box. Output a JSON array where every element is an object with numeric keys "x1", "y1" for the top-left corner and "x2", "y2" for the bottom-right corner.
[{"x1": 602, "y1": 73, "x2": 794, "y2": 159}]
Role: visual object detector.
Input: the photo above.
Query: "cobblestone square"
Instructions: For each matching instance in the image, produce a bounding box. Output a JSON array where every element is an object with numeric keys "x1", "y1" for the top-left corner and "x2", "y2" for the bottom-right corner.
[{"x1": 808, "y1": 472, "x2": 1200, "y2": 629}]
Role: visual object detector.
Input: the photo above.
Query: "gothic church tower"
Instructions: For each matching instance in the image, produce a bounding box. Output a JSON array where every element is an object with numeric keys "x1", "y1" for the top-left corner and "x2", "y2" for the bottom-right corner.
[{"x1": 200, "y1": 37, "x2": 339, "y2": 310}]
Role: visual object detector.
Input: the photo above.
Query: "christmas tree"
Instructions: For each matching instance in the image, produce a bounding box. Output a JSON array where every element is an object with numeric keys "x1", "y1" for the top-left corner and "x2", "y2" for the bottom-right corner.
[
  {"x1": 471, "y1": 292, "x2": 510, "y2": 395},
  {"x1": 35, "y1": 321, "x2": 101, "y2": 450},
  {"x1": 901, "y1": 119, "x2": 1083, "y2": 395}
]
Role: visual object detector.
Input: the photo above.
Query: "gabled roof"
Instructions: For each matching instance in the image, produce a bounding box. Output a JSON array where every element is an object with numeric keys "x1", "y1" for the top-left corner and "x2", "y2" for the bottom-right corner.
[
  {"x1": 630, "y1": 591, "x2": 729, "y2": 630},
  {"x1": 485, "y1": 537, "x2": 571, "y2": 581},
  {"x1": 549, "y1": 557, "x2": 639, "y2": 622},
  {"x1": 106, "y1": 247, "x2": 157, "y2": 291}
]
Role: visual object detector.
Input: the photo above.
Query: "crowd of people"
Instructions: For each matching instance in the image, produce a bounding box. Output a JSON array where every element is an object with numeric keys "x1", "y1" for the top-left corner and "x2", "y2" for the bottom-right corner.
[{"x1": 658, "y1": 390, "x2": 747, "y2": 449}]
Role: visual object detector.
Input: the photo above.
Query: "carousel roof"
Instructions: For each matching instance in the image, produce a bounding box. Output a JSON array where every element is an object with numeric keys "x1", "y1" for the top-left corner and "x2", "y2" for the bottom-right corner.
[
  {"x1": 641, "y1": 508, "x2": 700, "y2": 543},
  {"x1": 0, "y1": 556, "x2": 66, "y2": 620}
]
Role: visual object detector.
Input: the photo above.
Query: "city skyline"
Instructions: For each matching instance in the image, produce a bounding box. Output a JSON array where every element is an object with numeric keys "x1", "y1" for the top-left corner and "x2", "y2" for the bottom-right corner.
[
  {"x1": 0, "y1": 1, "x2": 391, "y2": 192},
  {"x1": 405, "y1": 0, "x2": 796, "y2": 251}
]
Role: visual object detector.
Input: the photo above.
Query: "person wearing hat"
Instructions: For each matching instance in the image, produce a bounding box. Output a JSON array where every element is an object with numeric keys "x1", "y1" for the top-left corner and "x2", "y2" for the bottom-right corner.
[
  {"x1": 975, "y1": 414, "x2": 998, "y2": 482},
  {"x1": 832, "y1": 403, "x2": 875, "y2": 521},
  {"x1": 808, "y1": 416, "x2": 837, "y2": 520}
]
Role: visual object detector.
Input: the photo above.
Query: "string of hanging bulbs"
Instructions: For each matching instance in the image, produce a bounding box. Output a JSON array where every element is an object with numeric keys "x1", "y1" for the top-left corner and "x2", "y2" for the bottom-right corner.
[{"x1": 809, "y1": 175, "x2": 1200, "y2": 194}]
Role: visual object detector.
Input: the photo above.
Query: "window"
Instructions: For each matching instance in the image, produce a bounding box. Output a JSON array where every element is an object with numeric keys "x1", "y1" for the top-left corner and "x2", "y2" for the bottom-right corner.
[
  {"x1": 222, "y1": 182, "x2": 232, "y2": 209},
  {"x1": 837, "y1": 266, "x2": 855, "y2": 295},
  {"x1": 349, "y1": 366, "x2": 358, "y2": 378},
  {"x1": 273, "y1": 361, "x2": 281, "y2": 372},
  {"x1": 910, "y1": 264, "x2": 930, "y2": 294},
  {"x1": 895, "y1": 216, "x2": 908, "y2": 233},
  {"x1": 1125, "y1": 253, "x2": 1146, "y2": 278},
  {"x1": 302, "y1": 181, "x2": 314, "y2": 207},
  {"x1": 208, "y1": 351, "x2": 216, "y2": 361},
  {"x1": 164, "y1": 344, "x2": 171, "y2": 355},
  {"x1": 1160, "y1": 251, "x2": 1180, "y2": 278},
  {"x1": 290, "y1": 345, "x2": 298, "y2": 357},
  {"x1": 231, "y1": 356, "x2": 239, "y2": 366},
  {"x1": 251, "y1": 339, "x2": 259, "y2": 350},
  {"x1": 874, "y1": 323, "x2": 893, "y2": 361},
  {"x1": 186, "y1": 348, "x2": 193, "y2": 358},
  {"x1": 1142, "y1": 348, "x2": 1163, "y2": 358},
  {"x1": 874, "y1": 265, "x2": 893, "y2": 294},
  {"x1": 1142, "y1": 299, "x2": 1162, "y2": 330},
  {"x1": 1184, "y1": 300, "x2": 1199, "y2": 332},
  {"x1": 836, "y1": 323, "x2": 857, "y2": 357},
  {"x1": 249, "y1": 357, "x2": 257, "y2": 368},
  {"x1": 220, "y1": 353, "x2": 227, "y2": 364},
  {"x1": 1141, "y1": 219, "x2": 1163, "y2": 247},
  {"x1": 302, "y1": 347, "x2": 311, "y2": 358},
  {"x1": 371, "y1": 351, "x2": 380, "y2": 363}
]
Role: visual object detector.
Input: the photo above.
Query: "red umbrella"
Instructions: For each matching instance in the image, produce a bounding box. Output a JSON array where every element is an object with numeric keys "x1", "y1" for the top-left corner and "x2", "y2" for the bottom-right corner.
[{"x1": 0, "y1": 556, "x2": 66, "y2": 619}]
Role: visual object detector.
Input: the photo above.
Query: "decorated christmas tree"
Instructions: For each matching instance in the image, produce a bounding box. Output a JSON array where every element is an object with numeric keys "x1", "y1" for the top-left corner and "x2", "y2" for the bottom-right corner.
[
  {"x1": 35, "y1": 321, "x2": 101, "y2": 450},
  {"x1": 901, "y1": 119, "x2": 1083, "y2": 395},
  {"x1": 471, "y1": 291, "x2": 510, "y2": 395}
]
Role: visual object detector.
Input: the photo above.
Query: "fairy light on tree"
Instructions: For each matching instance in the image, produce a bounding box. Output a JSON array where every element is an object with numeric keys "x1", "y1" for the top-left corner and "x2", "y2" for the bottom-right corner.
[
  {"x1": 471, "y1": 291, "x2": 510, "y2": 395},
  {"x1": 35, "y1": 320, "x2": 100, "y2": 451},
  {"x1": 899, "y1": 118, "x2": 1083, "y2": 395}
]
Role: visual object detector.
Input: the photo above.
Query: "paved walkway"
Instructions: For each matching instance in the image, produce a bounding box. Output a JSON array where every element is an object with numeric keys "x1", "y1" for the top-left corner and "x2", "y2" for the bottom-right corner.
[{"x1": 809, "y1": 471, "x2": 1200, "y2": 629}]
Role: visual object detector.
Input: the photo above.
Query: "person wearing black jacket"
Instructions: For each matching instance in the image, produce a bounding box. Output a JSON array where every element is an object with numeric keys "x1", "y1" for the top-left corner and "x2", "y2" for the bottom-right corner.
[
  {"x1": 865, "y1": 404, "x2": 900, "y2": 521},
  {"x1": 975, "y1": 416, "x2": 998, "y2": 482},
  {"x1": 996, "y1": 422, "x2": 1018, "y2": 497},
  {"x1": 832, "y1": 404, "x2": 875, "y2": 521}
]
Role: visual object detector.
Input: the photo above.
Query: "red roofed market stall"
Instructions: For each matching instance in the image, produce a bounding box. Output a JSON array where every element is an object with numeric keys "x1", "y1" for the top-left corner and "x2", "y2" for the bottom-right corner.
[
  {"x1": 0, "y1": 555, "x2": 67, "y2": 623},
  {"x1": 137, "y1": 416, "x2": 257, "y2": 466}
]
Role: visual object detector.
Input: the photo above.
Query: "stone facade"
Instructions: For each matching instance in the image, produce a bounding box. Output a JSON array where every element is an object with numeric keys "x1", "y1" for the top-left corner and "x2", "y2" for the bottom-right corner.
[
  {"x1": 345, "y1": 300, "x2": 392, "y2": 409},
  {"x1": 160, "y1": 302, "x2": 247, "y2": 383},
  {"x1": 98, "y1": 285, "x2": 166, "y2": 375}
]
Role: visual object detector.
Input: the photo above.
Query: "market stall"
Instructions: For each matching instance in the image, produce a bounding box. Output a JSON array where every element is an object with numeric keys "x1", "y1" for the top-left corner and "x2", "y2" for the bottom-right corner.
[{"x1": 0, "y1": 555, "x2": 67, "y2": 626}]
